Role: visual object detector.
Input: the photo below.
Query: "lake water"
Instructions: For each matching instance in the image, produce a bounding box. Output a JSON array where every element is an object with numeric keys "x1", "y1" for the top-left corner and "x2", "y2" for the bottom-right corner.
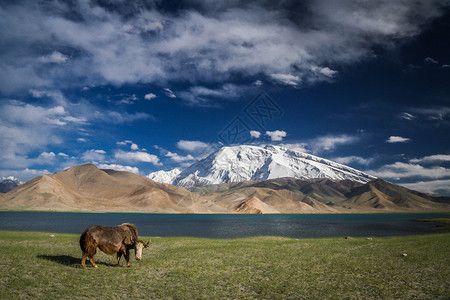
[{"x1": 0, "y1": 212, "x2": 448, "y2": 238}]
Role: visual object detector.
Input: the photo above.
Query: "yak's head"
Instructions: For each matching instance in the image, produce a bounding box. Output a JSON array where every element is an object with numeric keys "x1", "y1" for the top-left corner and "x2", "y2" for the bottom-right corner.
[{"x1": 135, "y1": 239, "x2": 150, "y2": 260}]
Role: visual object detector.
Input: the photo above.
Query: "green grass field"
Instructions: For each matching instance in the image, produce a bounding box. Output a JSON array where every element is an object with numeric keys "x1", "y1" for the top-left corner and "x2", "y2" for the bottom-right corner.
[{"x1": 0, "y1": 231, "x2": 448, "y2": 299}]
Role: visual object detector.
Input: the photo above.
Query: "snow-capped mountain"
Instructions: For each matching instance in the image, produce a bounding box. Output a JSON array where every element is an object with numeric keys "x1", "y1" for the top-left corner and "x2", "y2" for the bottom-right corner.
[
  {"x1": 148, "y1": 145, "x2": 376, "y2": 188},
  {"x1": 147, "y1": 168, "x2": 182, "y2": 184},
  {"x1": 0, "y1": 176, "x2": 24, "y2": 193}
]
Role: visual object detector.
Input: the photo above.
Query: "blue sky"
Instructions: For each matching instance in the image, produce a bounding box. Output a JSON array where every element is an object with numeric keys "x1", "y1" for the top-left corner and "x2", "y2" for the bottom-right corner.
[{"x1": 1, "y1": 0, "x2": 449, "y2": 195}]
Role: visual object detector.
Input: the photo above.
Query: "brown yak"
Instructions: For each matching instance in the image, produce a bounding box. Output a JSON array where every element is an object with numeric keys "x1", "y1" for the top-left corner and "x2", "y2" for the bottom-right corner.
[{"x1": 80, "y1": 223, "x2": 149, "y2": 268}]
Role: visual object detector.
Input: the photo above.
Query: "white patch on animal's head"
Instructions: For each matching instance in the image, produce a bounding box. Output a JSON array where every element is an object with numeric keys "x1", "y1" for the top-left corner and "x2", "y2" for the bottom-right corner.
[{"x1": 135, "y1": 241, "x2": 145, "y2": 260}]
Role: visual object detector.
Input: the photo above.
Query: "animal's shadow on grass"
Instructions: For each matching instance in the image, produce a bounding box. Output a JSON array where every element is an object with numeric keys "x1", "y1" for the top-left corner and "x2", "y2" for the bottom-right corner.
[{"x1": 37, "y1": 255, "x2": 117, "y2": 268}]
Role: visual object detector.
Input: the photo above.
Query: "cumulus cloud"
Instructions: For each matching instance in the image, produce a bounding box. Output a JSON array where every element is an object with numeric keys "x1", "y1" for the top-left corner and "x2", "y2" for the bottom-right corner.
[
  {"x1": 369, "y1": 162, "x2": 449, "y2": 179},
  {"x1": 114, "y1": 150, "x2": 162, "y2": 165},
  {"x1": 82, "y1": 149, "x2": 106, "y2": 162},
  {"x1": 386, "y1": 136, "x2": 410, "y2": 143},
  {"x1": 0, "y1": 168, "x2": 50, "y2": 182},
  {"x1": 332, "y1": 156, "x2": 374, "y2": 166},
  {"x1": 270, "y1": 74, "x2": 302, "y2": 87},
  {"x1": 401, "y1": 179, "x2": 450, "y2": 196},
  {"x1": 179, "y1": 84, "x2": 247, "y2": 107},
  {"x1": 0, "y1": 100, "x2": 78, "y2": 168},
  {"x1": 39, "y1": 152, "x2": 56, "y2": 159},
  {"x1": 165, "y1": 152, "x2": 195, "y2": 162},
  {"x1": 250, "y1": 130, "x2": 261, "y2": 139},
  {"x1": 0, "y1": 1, "x2": 446, "y2": 94},
  {"x1": 144, "y1": 93, "x2": 157, "y2": 100},
  {"x1": 97, "y1": 164, "x2": 139, "y2": 174},
  {"x1": 177, "y1": 140, "x2": 210, "y2": 152},
  {"x1": 39, "y1": 51, "x2": 69, "y2": 64},
  {"x1": 118, "y1": 140, "x2": 140, "y2": 151},
  {"x1": 310, "y1": 134, "x2": 358, "y2": 153},
  {"x1": 409, "y1": 154, "x2": 450, "y2": 164},
  {"x1": 266, "y1": 130, "x2": 287, "y2": 141},
  {"x1": 163, "y1": 88, "x2": 176, "y2": 99}
]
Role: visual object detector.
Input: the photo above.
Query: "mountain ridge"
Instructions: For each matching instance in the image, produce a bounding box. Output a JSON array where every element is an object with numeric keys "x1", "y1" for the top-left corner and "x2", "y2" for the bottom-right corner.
[
  {"x1": 0, "y1": 164, "x2": 448, "y2": 213},
  {"x1": 148, "y1": 145, "x2": 376, "y2": 188},
  {"x1": 0, "y1": 176, "x2": 24, "y2": 193}
]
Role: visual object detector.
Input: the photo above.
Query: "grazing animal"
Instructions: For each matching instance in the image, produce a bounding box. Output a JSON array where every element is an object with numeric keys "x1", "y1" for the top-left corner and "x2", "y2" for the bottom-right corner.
[{"x1": 80, "y1": 223, "x2": 149, "y2": 268}]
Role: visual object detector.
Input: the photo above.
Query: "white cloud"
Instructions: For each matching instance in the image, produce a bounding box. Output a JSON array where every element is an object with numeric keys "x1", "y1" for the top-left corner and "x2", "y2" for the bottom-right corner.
[
  {"x1": 39, "y1": 152, "x2": 56, "y2": 159},
  {"x1": 311, "y1": 66, "x2": 338, "y2": 78},
  {"x1": 117, "y1": 140, "x2": 140, "y2": 151},
  {"x1": 250, "y1": 130, "x2": 261, "y2": 139},
  {"x1": 424, "y1": 57, "x2": 439, "y2": 64},
  {"x1": 177, "y1": 140, "x2": 210, "y2": 152},
  {"x1": 386, "y1": 136, "x2": 410, "y2": 143},
  {"x1": 29, "y1": 89, "x2": 67, "y2": 105},
  {"x1": 401, "y1": 179, "x2": 450, "y2": 196},
  {"x1": 0, "y1": 1, "x2": 446, "y2": 95},
  {"x1": 119, "y1": 94, "x2": 138, "y2": 104},
  {"x1": 311, "y1": 134, "x2": 358, "y2": 153},
  {"x1": 144, "y1": 93, "x2": 157, "y2": 100},
  {"x1": 97, "y1": 163, "x2": 139, "y2": 174},
  {"x1": 165, "y1": 152, "x2": 195, "y2": 162},
  {"x1": 62, "y1": 116, "x2": 88, "y2": 124},
  {"x1": 409, "y1": 154, "x2": 450, "y2": 164},
  {"x1": 409, "y1": 106, "x2": 450, "y2": 122},
  {"x1": 369, "y1": 162, "x2": 450, "y2": 179},
  {"x1": 270, "y1": 74, "x2": 301, "y2": 87},
  {"x1": 0, "y1": 168, "x2": 50, "y2": 182},
  {"x1": 399, "y1": 112, "x2": 415, "y2": 120},
  {"x1": 114, "y1": 150, "x2": 162, "y2": 165},
  {"x1": 333, "y1": 156, "x2": 374, "y2": 166},
  {"x1": 319, "y1": 67, "x2": 338, "y2": 77},
  {"x1": 266, "y1": 130, "x2": 287, "y2": 141},
  {"x1": 39, "y1": 51, "x2": 69, "y2": 64},
  {"x1": 179, "y1": 84, "x2": 246, "y2": 107},
  {"x1": 82, "y1": 149, "x2": 106, "y2": 162},
  {"x1": 163, "y1": 88, "x2": 176, "y2": 98}
]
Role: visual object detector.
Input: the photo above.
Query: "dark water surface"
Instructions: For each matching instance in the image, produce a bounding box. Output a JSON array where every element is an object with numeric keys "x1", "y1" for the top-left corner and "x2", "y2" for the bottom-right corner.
[{"x1": 0, "y1": 212, "x2": 447, "y2": 238}]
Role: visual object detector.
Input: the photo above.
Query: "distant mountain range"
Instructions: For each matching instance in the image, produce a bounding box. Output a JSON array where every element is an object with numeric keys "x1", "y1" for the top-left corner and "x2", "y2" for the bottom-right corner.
[
  {"x1": 147, "y1": 145, "x2": 376, "y2": 188},
  {"x1": 0, "y1": 164, "x2": 448, "y2": 213},
  {"x1": 0, "y1": 176, "x2": 24, "y2": 193}
]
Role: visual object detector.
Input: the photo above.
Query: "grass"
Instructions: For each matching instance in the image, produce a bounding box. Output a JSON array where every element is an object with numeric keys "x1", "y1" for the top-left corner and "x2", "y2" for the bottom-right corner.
[{"x1": 0, "y1": 231, "x2": 449, "y2": 299}]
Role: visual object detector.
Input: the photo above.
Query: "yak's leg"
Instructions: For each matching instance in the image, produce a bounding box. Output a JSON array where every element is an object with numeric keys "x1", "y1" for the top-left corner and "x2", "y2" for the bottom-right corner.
[
  {"x1": 81, "y1": 252, "x2": 88, "y2": 268},
  {"x1": 124, "y1": 249, "x2": 131, "y2": 267},
  {"x1": 89, "y1": 256, "x2": 98, "y2": 268},
  {"x1": 116, "y1": 251, "x2": 122, "y2": 266}
]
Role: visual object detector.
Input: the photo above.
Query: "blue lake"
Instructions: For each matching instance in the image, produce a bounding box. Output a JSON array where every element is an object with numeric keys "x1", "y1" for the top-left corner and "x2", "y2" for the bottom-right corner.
[{"x1": 0, "y1": 212, "x2": 448, "y2": 238}]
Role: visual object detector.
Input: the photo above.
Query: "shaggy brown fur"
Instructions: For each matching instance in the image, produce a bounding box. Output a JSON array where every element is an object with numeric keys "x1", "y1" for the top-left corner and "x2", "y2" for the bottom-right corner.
[{"x1": 79, "y1": 223, "x2": 148, "y2": 268}]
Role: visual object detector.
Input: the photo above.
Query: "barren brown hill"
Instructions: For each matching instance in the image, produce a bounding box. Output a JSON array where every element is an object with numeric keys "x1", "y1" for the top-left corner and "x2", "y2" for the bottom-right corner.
[
  {"x1": 1, "y1": 165, "x2": 449, "y2": 213},
  {"x1": 345, "y1": 179, "x2": 450, "y2": 211},
  {"x1": 0, "y1": 164, "x2": 209, "y2": 213},
  {"x1": 193, "y1": 177, "x2": 450, "y2": 213}
]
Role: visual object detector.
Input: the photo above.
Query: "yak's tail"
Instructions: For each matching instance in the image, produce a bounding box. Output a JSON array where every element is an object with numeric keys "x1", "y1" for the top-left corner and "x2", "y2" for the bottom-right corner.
[{"x1": 79, "y1": 231, "x2": 97, "y2": 255}]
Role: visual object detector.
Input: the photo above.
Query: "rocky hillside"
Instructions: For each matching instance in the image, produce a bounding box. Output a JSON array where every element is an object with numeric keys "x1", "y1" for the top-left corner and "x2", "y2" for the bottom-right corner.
[{"x1": 1, "y1": 164, "x2": 448, "y2": 213}]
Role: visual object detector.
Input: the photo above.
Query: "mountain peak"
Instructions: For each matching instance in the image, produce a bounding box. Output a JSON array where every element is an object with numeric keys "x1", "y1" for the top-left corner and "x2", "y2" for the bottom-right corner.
[
  {"x1": 0, "y1": 176, "x2": 24, "y2": 193},
  {"x1": 148, "y1": 144, "x2": 376, "y2": 188}
]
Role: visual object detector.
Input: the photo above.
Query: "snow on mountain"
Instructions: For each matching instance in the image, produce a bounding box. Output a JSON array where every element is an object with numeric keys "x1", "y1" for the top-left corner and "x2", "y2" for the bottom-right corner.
[
  {"x1": 0, "y1": 176, "x2": 24, "y2": 193},
  {"x1": 147, "y1": 168, "x2": 182, "y2": 184},
  {"x1": 148, "y1": 145, "x2": 376, "y2": 188}
]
